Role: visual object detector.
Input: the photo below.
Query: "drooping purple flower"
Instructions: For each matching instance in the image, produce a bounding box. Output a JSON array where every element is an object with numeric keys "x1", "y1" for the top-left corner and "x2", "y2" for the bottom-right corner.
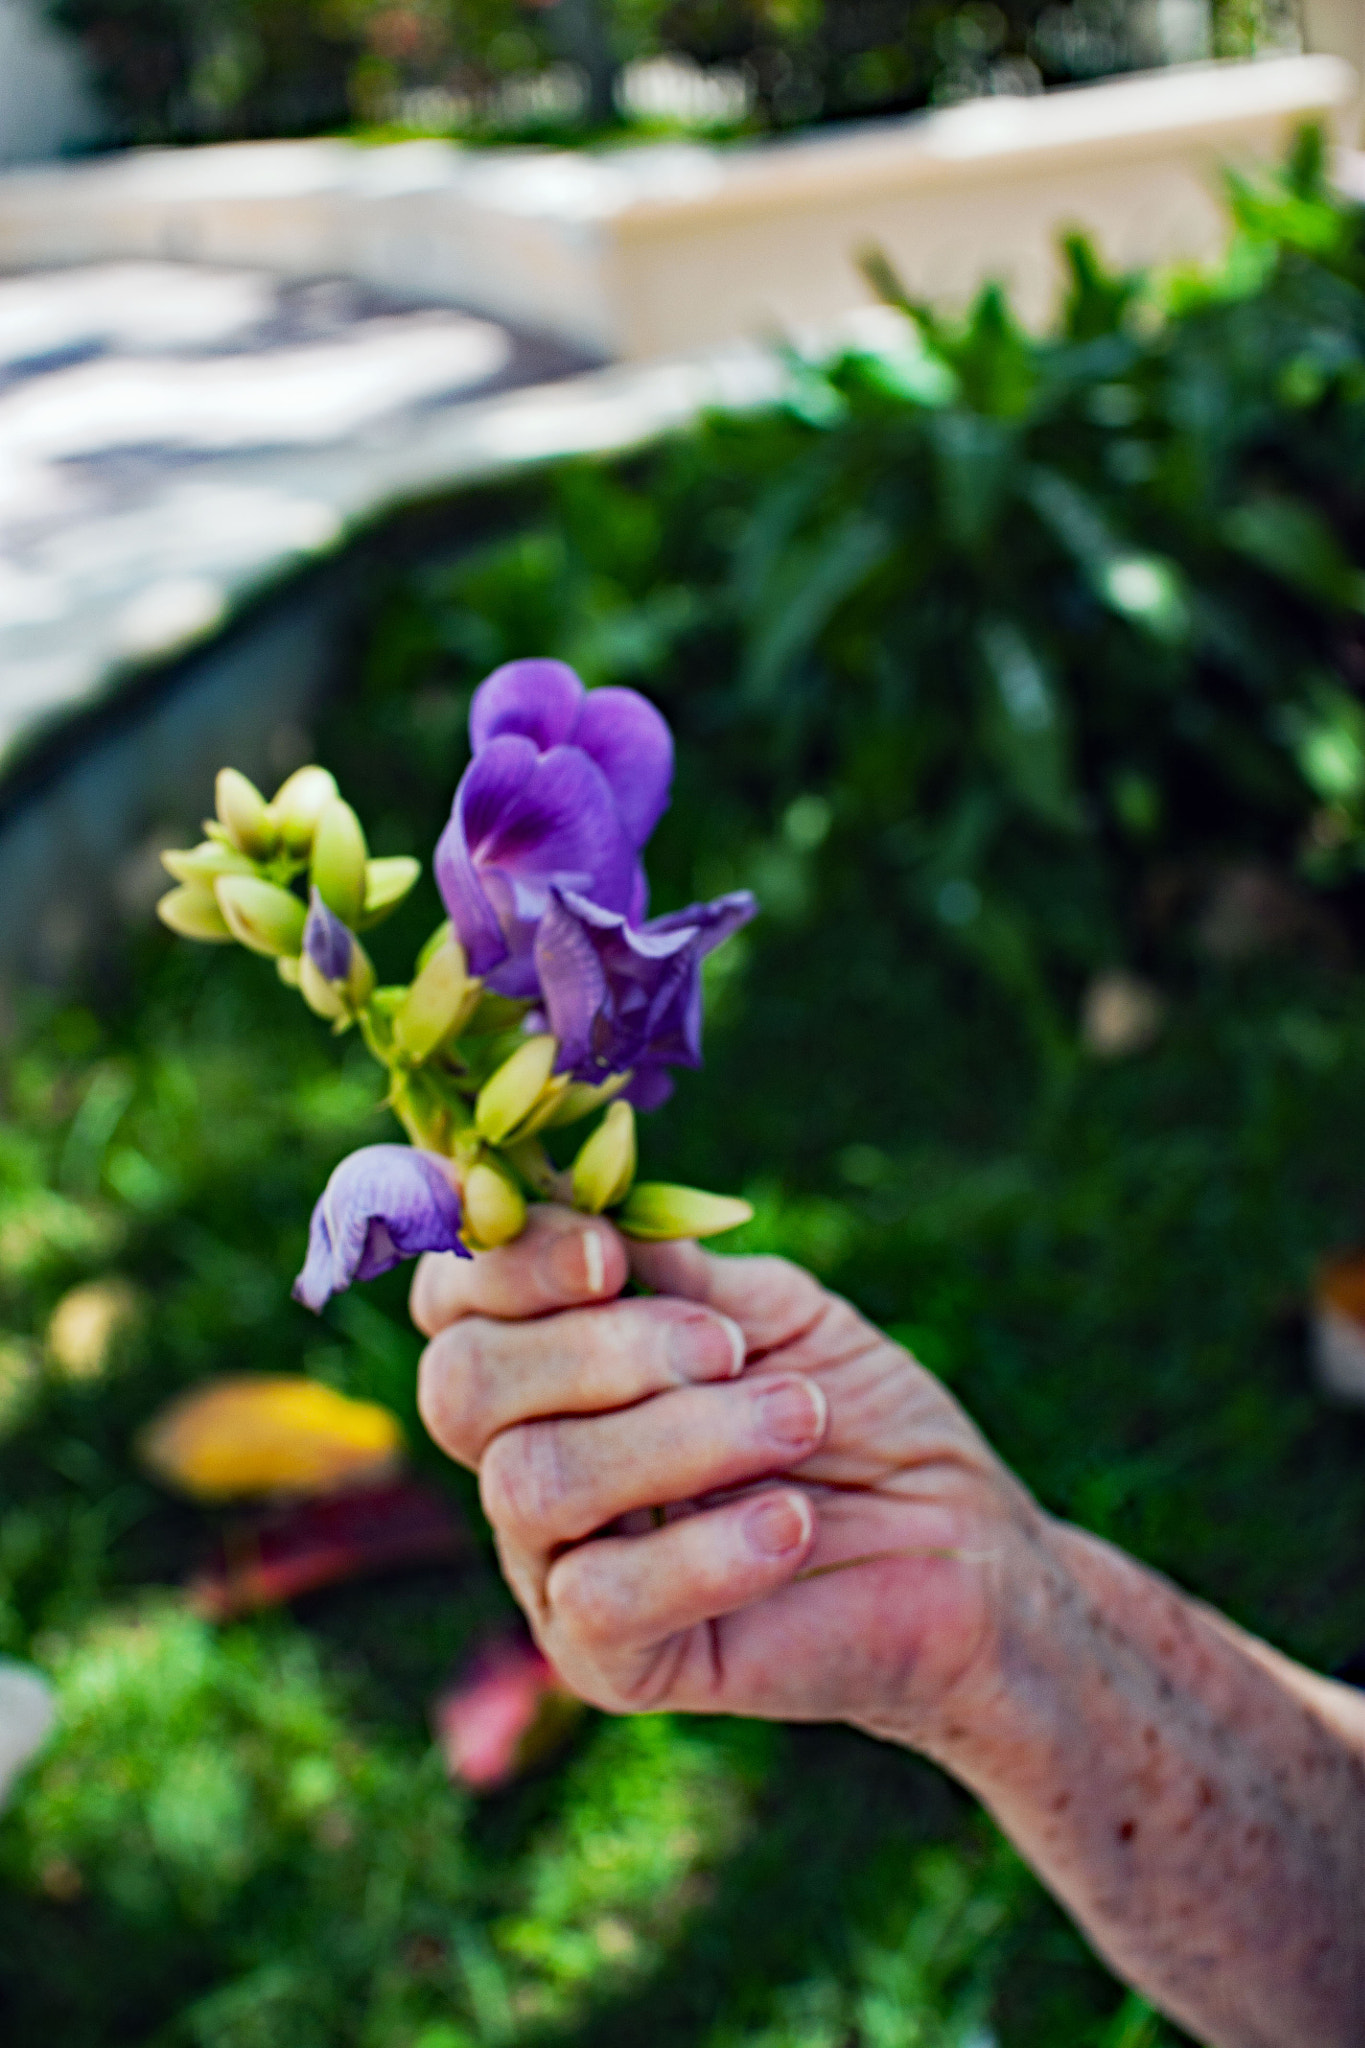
[
  {"x1": 304, "y1": 887, "x2": 353, "y2": 983},
  {"x1": 434, "y1": 661, "x2": 673, "y2": 1000},
  {"x1": 534, "y1": 886, "x2": 758, "y2": 1108},
  {"x1": 294, "y1": 1145, "x2": 469, "y2": 1313}
]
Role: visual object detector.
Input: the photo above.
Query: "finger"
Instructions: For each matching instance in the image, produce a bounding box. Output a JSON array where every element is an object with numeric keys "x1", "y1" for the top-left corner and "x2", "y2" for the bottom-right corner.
[
  {"x1": 410, "y1": 1205, "x2": 628, "y2": 1336},
  {"x1": 547, "y1": 1488, "x2": 815, "y2": 1666},
  {"x1": 628, "y1": 1239, "x2": 829, "y2": 1357},
  {"x1": 480, "y1": 1373, "x2": 828, "y2": 1557},
  {"x1": 417, "y1": 1296, "x2": 746, "y2": 1468}
]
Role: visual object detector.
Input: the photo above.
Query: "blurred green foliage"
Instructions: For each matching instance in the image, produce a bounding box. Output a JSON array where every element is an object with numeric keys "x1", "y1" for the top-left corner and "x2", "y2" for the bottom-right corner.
[
  {"x1": 48, "y1": 0, "x2": 1218, "y2": 147},
  {"x1": 8, "y1": 140, "x2": 1365, "y2": 2045}
]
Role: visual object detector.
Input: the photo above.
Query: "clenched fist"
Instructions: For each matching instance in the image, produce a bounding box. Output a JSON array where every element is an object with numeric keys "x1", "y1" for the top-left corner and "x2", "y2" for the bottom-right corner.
[{"x1": 411, "y1": 1205, "x2": 1040, "y2": 1734}]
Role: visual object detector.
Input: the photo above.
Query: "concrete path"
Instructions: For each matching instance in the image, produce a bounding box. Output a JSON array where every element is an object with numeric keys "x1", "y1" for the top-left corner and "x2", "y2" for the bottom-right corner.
[{"x1": 0, "y1": 260, "x2": 598, "y2": 766}]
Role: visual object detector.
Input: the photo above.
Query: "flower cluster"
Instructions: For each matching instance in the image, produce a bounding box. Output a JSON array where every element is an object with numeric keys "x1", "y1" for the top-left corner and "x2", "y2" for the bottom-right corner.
[{"x1": 158, "y1": 661, "x2": 757, "y2": 1309}]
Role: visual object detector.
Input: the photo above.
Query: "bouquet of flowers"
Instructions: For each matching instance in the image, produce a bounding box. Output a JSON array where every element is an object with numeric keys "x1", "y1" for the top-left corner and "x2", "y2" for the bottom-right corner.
[{"x1": 157, "y1": 660, "x2": 757, "y2": 1310}]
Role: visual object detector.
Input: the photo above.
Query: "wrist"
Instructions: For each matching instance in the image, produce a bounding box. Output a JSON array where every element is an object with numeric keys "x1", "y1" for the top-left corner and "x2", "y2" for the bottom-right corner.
[{"x1": 849, "y1": 1490, "x2": 1075, "y2": 1768}]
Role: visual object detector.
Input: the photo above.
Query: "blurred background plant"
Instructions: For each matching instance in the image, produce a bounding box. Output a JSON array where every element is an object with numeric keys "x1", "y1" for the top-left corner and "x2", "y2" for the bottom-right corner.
[
  {"x1": 9, "y1": 137, "x2": 1365, "y2": 2045},
  {"x1": 43, "y1": 0, "x2": 1293, "y2": 147}
]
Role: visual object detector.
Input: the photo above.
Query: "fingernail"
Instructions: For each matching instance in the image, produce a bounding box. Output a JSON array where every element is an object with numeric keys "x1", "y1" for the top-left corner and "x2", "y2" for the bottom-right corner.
[
  {"x1": 754, "y1": 1376, "x2": 827, "y2": 1451},
  {"x1": 745, "y1": 1491, "x2": 813, "y2": 1558},
  {"x1": 545, "y1": 1227, "x2": 607, "y2": 1297},
  {"x1": 667, "y1": 1311, "x2": 746, "y2": 1382}
]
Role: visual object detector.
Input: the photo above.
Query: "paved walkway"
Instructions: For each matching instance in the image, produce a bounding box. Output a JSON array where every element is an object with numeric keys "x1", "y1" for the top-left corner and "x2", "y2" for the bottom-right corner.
[{"x1": 0, "y1": 260, "x2": 595, "y2": 766}]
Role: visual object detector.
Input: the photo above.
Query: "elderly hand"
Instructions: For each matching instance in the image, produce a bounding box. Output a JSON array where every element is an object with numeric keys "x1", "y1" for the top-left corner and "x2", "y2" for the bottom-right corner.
[{"x1": 411, "y1": 1206, "x2": 1042, "y2": 1734}]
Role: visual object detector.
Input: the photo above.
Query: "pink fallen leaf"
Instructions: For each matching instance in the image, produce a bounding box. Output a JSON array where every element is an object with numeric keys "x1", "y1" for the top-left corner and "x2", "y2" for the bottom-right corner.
[
  {"x1": 432, "y1": 1629, "x2": 583, "y2": 1791},
  {"x1": 188, "y1": 1478, "x2": 467, "y2": 1619}
]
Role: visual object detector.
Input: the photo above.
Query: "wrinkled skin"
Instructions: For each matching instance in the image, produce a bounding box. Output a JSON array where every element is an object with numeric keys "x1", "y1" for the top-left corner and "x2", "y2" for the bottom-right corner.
[{"x1": 413, "y1": 1210, "x2": 1365, "y2": 2048}]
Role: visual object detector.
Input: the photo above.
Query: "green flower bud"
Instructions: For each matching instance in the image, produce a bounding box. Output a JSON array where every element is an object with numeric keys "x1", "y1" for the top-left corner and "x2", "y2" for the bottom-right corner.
[
  {"x1": 214, "y1": 876, "x2": 307, "y2": 958},
  {"x1": 298, "y1": 936, "x2": 373, "y2": 1021},
  {"x1": 541, "y1": 1072, "x2": 630, "y2": 1130},
  {"x1": 571, "y1": 1101, "x2": 636, "y2": 1214},
  {"x1": 157, "y1": 885, "x2": 233, "y2": 943},
  {"x1": 215, "y1": 768, "x2": 279, "y2": 859},
  {"x1": 463, "y1": 1155, "x2": 527, "y2": 1249},
  {"x1": 359, "y1": 856, "x2": 421, "y2": 927},
  {"x1": 390, "y1": 1070, "x2": 464, "y2": 1151},
  {"x1": 393, "y1": 939, "x2": 476, "y2": 1064},
  {"x1": 505, "y1": 1075, "x2": 571, "y2": 1139},
  {"x1": 345, "y1": 937, "x2": 376, "y2": 1008},
  {"x1": 269, "y1": 765, "x2": 339, "y2": 854},
  {"x1": 298, "y1": 951, "x2": 347, "y2": 1020},
  {"x1": 474, "y1": 1034, "x2": 558, "y2": 1144},
  {"x1": 160, "y1": 841, "x2": 255, "y2": 886},
  {"x1": 617, "y1": 1183, "x2": 753, "y2": 1242},
  {"x1": 415, "y1": 919, "x2": 454, "y2": 974},
  {"x1": 311, "y1": 798, "x2": 368, "y2": 925}
]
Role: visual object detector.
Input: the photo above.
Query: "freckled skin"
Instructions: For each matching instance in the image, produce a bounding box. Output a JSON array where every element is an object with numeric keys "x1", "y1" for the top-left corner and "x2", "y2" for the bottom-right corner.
[{"x1": 412, "y1": 1209, "x2": 1365, "y2": 2048}]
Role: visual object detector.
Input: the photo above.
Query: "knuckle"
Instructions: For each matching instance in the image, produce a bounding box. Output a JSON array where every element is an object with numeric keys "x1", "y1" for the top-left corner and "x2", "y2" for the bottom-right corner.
[
  {"x1": 479, "y1": 1421, "x2": 570, "y2": 1541},
  {"x1": 549, "y1": 1550, "x2": 625, "y2": 1649},
  {"x1": 409, "y1": 1250, "x2": 465, "y2": 1337},
  {"x1": 416, "y1": 1322, "x2": 499, "y2": 1463}
]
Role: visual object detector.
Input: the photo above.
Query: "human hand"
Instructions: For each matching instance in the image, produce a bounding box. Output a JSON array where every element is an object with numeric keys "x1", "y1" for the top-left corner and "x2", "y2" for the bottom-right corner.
[{"x1": 411, "y1": 1207, "x2": 1044, "y2": 1739}]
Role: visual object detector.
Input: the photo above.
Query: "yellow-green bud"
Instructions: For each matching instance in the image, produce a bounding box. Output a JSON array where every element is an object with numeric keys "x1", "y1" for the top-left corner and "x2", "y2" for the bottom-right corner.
[
  {"x1": 345, "y1": 937, "x2": 376, "y2": 1007},
  {"x1": 474, "y1": 1034, "x2": 558, "y2": 1144},
  {"x1": 277, "y1": 955, "x2": 302, "y2": 988},
  {"x1": 269, "y1": 765, "x2": 339, "y2": 854},
  {"x1": 160, "y1": 841, "x2": 255, "y2": 886},
  {"x1": 390, "y1": 1070, "x2": 461, "y2": 1151},
  {"x1": 215, "y1": 768, "x2": 279, "y2": 859},
  {"x1": 298, "y1": 950, "x2": 347, "y2": 1020},
  {"x1": 462, "y1": 1156, "x2": 527, "y2": 1249},
  {"x1": 311, "y1": 798, "x2": 368, "y2": 925},
  {"x1": 616, "y1": 1183, "x2": 753, "y2": 1242},
  {"x1": 393, "y1": 939, "x2": 475, "y2": 1063},
  {"x1": 571, "y1": 1100, "x2": 636, "y2": 1214},
  {"x1": 359, "y1": 856, "x2": 421, "y2": 926},
  {"x1": 541, "y1": 1072, "x2": 630, "y2": 1130},
  {"x1": 214, "y1": 876, "x2": 307, "y2": 958},
  {"x1": 415, "y1": 919, "x2": 454, "y2": 974},
  {"x1": 157, "y1": 885, "x2": 233, "y2": 943}
]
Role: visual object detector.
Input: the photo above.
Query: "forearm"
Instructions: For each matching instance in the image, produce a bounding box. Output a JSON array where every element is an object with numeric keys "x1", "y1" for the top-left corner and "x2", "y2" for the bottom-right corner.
[{"x1": 860, "y1": 1517, "x2": 1365, "y2": 2048}]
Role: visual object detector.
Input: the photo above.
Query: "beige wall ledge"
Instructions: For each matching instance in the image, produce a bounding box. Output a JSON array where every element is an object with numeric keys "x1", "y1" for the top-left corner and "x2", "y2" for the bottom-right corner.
[{"x1": 0, "y1": 55, "x2": 1356, "y2": 358}]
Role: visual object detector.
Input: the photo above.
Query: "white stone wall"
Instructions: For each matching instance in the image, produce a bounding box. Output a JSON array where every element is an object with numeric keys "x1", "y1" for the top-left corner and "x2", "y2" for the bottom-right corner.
[{"x1": 0, "y1": 0, "x2": 103, "y2": 167}]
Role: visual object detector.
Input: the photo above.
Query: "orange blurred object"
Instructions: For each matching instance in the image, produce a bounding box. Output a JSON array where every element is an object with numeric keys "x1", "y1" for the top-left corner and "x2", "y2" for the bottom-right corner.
[
  {"x1": 189, "y1": 1478, "x2": 468, "y2": 1620},
  {"x1": 1312, "y1": 1249, "x2": 1365, "y2": 1403},
  {"x1": 432, "y1": 1630, "x2": 583, "y2": 1791},
  {"x1": 138, "y1": 1374, "x2": 404, "y2": 1502}
]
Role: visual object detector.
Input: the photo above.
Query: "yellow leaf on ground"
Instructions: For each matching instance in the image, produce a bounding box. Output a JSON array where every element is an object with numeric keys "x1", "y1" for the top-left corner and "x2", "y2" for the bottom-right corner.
[{"x1": 138, "y1": 1375, "x2": 404, "y2": 1502}]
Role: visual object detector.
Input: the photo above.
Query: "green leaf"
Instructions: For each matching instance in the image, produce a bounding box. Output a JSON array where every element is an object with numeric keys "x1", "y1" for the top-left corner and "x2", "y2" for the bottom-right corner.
[
  {"x1": 977, "y1": 620, "x2": 1084, "y2": 831},
  {"x1": 1223, "y1": 493, "x2": 1365, "y2": 611}
]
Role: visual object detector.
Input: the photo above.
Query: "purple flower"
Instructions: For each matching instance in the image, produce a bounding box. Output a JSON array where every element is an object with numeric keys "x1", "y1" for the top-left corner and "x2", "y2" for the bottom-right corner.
[
  {"x1": 534, "y1": 886, "x2": 757, "y2": 1109},
  {"x1": 434, "y1": 660, "x2": 673, "y2": 999},
  {"x1": 294, "y1": 1145, "x2": 469, "y2": 1313},
  {"x1": 304, "y1": 887, "x2": 353, "y2": 983}
]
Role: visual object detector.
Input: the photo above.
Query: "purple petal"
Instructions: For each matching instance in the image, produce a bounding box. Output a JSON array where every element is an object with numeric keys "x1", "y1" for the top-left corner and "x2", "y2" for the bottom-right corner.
[
  {"x1": 304, "y1": 887, "x2": 353, "y2": 983},
  {"x1": 293, "y1": 1146, "x2": 469, "y2": 1313},
  {"x1": 623, "y1": 1066, "x2": 676, "y2": 1111},
  {"x1": 470, "y1": 660, "x2": 583, "y2": 754},
  {"x1": 568, "y1": 688, "x2": 674, "y2": 849},
  {"x1": 535, "y1": 886, "x2": 757, "y2": 1094},
  {"x1": 436, "y1": 738, "x2": 637, "y2": 998}
]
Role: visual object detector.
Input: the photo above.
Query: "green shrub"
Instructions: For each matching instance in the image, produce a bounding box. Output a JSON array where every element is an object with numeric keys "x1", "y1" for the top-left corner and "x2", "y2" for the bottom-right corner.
[{"x1": 50, "y1": 0, "x2": 1184, "y2": 146}]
